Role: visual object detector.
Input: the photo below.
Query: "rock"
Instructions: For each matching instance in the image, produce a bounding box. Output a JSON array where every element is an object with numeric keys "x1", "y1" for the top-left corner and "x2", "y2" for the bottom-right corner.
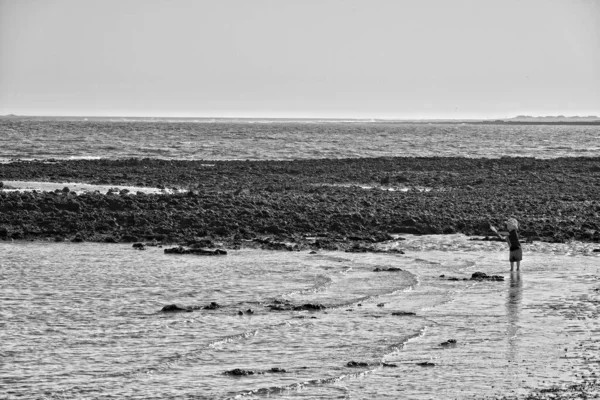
[
  {"x1": 132, "y1": 242, "x2": 146, "y2": 250},
  {"x1": 440, "y1": 339, "x2": 457, "y2": 347},
  {"x1": 267, "y1": 302, "x2": 326, "y2": 312},
  {"x1": 347, "y1": 361, "x2": 369, "y2": 367},
  {"x1": 164, "y1": 246, "x2": 227, "y2": 255},
  {"x1": 71, "y1": 234, "x2": 84, "y2": 243},
  {"x1": 237, "y1": 310, "x2": 244, "y2": 315},
  {"x1": 245, "y1": 309, "x2": 254, "y2": 314},
  {"x1": 416, "y1": 362, "x2": 435, "y2": 367},
  {"x1": 390, "y1": 226, "x2": 421, "y2": 234},
  {"x1": 382, "y1": 362, "x2": 398, "y2": 367},
  {"x1": 402, "y1": 218, "x2": 418, "y2": 226},
  {"x1": 593, "y1": 249, "x2": 600, "y2": 253},
  {"x1": 202, "y1": 302, "x2": 221, "y2": 310},
  {"x1": 161, "y1": 304, "x2": 192, "y2": 312},
  {"x1": 223, "y1": 368, "x2": 259, "y2": 376},
  {"x1": 293, "y1": 303, "x2": 326, "y2": 311},
  {"x1": 392, "y1": 311, "x2": 416, "y2": 316},
  {"x1": 471, "y1": 272, "x2": 504, "y2": 281},
  {"x1": 268, "y1": 367, "x2": 286, "y2": 373},
  {"x1": 346, "y1": 244, "x2": 404, "y2": 254},
  {"x1": 373, "y1": 267, "x2": 402, "y2": 272},
  {"x1": 377, "y1": 303, "x2": 385, "y2": 307},
  {"x1": 264, "y1": 225, "x2": 281, "y2": 234}
]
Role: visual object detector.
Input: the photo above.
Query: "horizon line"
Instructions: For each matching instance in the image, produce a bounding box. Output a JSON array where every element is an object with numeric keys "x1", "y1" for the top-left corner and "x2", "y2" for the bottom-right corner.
[{"x1": 2, "y1": 113, "x2": 599, "y2": 121}]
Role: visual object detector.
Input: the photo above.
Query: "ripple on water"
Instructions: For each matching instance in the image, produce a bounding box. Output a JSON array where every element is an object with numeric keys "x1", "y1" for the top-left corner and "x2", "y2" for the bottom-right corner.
[{"x1": 1, "y1": 237, "x2": 599, "y2": 399}]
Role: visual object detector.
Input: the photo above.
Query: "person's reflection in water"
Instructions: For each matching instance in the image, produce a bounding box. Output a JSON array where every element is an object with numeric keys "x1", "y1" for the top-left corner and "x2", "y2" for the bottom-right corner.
[{"x1": 506, "y1": 271, "x2": 523, "y2": 380}]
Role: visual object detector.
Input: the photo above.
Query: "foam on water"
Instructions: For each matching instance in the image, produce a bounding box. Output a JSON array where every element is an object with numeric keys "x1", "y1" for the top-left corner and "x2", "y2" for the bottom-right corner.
[
  {"x1": 1, "y1": 236, "x2": 599, "y2": 399},
  {"x1": 0, "y1": 180, "x2": 184, "y2": 194}
]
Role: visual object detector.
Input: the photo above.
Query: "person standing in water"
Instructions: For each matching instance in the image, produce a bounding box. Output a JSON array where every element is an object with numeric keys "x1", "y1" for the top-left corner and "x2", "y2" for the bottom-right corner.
[{"x1": 505, "y1": 218, "x2": 522, "y2": 271}]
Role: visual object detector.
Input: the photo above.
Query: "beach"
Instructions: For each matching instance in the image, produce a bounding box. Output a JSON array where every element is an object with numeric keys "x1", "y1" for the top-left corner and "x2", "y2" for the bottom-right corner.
[
  {"x1": 1, "y1": 121, "x2": 600, "y2": 399},
  {"x1": 1, "y1": 155, "x2": 600, "y2": 399}
]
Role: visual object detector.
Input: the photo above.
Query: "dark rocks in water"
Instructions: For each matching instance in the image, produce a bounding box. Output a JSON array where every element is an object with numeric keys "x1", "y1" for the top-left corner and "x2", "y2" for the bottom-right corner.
[
  {"x1": 237, "y1": 310, "x2": 244, "y2": 315},
  {"x1": 192, "y1": 248, "x2": 227, "y2": 255},
  {"x1": 382, "y1": 362, "x2": 398, "y2": 367},
  {"x1": 416, "y1": 362, "x2": 435, "y2": 367},
  {"x1": 373, "y1": 267, "x2": 402, "y2": 272},
  {"x1": 132, "y1": 242, "x2": 146, "y2": 250},
  {"x1": 440, "y1": 339, "x2": 457, "y2": 347},
  {"x1": 347, "y1": 361, "x2": 369, "y2": 368},
  {"x1": 223, "y1": 368, "x2": 259, "y2": 376},
  {"x1": 164, "y1": 246, "x2": 227, "y2": 255},
  {"x1": 392, "y1": 311, "x2": 416, "y2": 316},
  {"x1": 224, "y1": 367, "x2": 286, "y2": 376},
  {"x1": 294, "y1": 303, "x2": 326, "y2": 311},
  {"x1": 164, "y1": 246, "x2": 186, "y2": 254},
  {"x1": 161, "y1": 304, "x2": 192, "y2": 312},
  {"x1": 267, "y1": 304, "x2": 290, "y2": 311},
  {"x1": 593, "y1": 249, "x2": 600, "y2": 253},
  {"x1": 268, "y1": 367, "x2": 287, "y2": 373},
  {"x1": 202, "y1": 302, "x2": 221, "y2": 310},
  {"x1": 267, "y1": 302, "x2": 327, "y2": 312},
  {"x1": 2, "y1": 157, "x2": 600, "y2": 246},
  {"x1": 245, "y1": 309, "x2": 254, "y2": 314},
  {"x1": 440, "y1": 274, "x2": 473, "y2": 281},
  {"x1": 377, "y1": 303, "x2": 385, "y2": 307},
  {"x1": 471, "y1": 272, "x2": 504, "y2": 281},
  {"x1": 346, "y1": 244, "x2": 404, "y2": 254}
]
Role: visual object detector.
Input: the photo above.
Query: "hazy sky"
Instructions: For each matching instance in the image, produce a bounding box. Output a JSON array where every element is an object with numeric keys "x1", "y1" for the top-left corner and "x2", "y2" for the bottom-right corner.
[{"x1": 1, "y1": 0, "x2": 599, "y2": 118}]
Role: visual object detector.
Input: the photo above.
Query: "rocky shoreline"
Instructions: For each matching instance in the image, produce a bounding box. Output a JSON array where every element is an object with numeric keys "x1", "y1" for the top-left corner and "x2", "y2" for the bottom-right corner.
[{"x1": 1, "y1": 157, "x2": 599, "y2": 249}]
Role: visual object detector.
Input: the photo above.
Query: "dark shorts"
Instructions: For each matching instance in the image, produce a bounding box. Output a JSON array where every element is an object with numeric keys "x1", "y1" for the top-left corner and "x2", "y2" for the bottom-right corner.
[{"x1": 509, "y1": 249, "x2": 522, "y2": 262}]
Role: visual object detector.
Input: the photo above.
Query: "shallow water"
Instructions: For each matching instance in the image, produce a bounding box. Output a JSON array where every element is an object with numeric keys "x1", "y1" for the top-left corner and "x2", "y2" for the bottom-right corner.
[
  {"x1": 1, "y1": 120, "x2": 599, "y2": 161},
  {"x1": 1, "y1": 235, "x2": 599, "y2": 399}
]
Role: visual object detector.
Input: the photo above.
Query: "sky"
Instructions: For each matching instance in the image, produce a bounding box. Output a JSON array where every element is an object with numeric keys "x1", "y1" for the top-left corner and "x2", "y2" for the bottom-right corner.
[{"x1": 1, "y1": 0, "x2": 599, "y2": 119}]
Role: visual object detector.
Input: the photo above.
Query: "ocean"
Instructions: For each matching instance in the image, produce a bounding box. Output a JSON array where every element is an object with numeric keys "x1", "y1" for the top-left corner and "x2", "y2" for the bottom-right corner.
[
  {"x1": 1, "y1": 120, "x2": 600, "y2": 161},
  {"x1": 1, "y1": 120, "x2": 600, "y2": 399}
]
